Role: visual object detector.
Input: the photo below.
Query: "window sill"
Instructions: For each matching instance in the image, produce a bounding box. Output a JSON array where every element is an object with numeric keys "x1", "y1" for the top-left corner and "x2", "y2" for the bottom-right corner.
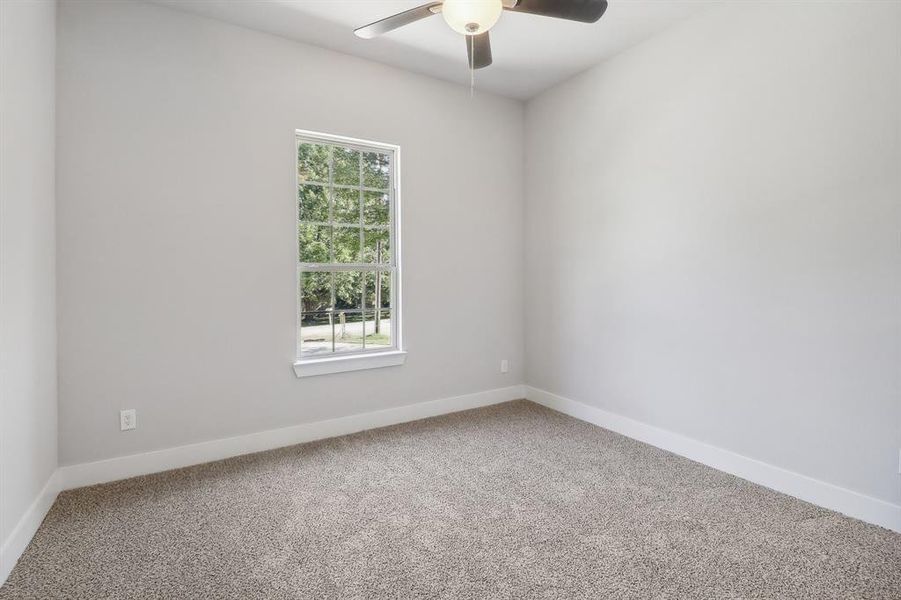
[{"x1": 293, "y1": 350, "x2": 407, "y2": 378}]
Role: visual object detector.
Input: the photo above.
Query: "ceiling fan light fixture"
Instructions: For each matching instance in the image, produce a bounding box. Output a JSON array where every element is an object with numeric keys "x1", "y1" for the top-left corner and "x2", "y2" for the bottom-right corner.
[{"x1": 441, "y1": 0, "x2": 503, "y2": 36}]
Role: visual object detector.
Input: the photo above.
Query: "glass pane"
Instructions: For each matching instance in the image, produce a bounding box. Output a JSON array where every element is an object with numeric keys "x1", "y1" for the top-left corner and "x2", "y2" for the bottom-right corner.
[
  {"x1": 298, "y1": 184, "x2": 329, "y2": 223},
  {"x1": 298, "y1": 224, "x2": 331, "y2": 263},
  {"x1": 299, "y1": 310, "x2": 333, "y2": 357},
  {"x1": 333, "y1": 147, "x2": 360, "y2": 186},
  {"x1": 364, "y1": 271, "x2": 392, "y2": 310},
  {"x1": 362, "y1": 152, "x2": 390, "y2": 189},
  {"x1": 363, "y1": 191, "x2": 389, "y2": 226},
  {"x1": 379, "y1": 273, "x2": 391, "y2": 309},
  {"x1": 300, "y1": 271, "x2": 332, "y2": 314},
  {"x1": 297, "y1": 143, "x2": 330, "y2": 184},
  {"x1": 334, "y1": 271, "x2": 363, "y2": 311},
  {"x1": 362, "y1": 228, "x2": 390, "y2": 264},
  {"x1": 333, "y1": 226, "x2": 361, "y2": 263},
  {"x1": 364, "y1": 310, "x2": 392, "y2": 350},
  {"x1": 333, "y1": 311, "x2": 364, "y2": 354},
  {"x1": 333, "y1": 188, "x2": 360, "y2": 225}
]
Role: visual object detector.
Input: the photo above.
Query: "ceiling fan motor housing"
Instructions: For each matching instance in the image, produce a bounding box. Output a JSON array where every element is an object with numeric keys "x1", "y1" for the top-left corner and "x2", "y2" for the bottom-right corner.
[{"x1": 442, "y1": 0, "x2": 504, "y2": 36}]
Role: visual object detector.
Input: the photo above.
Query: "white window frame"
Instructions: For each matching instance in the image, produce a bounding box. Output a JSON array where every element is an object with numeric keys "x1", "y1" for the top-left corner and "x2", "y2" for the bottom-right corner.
[{"x1": 293, "y1": 129, "x2": 405, "y2": 377}]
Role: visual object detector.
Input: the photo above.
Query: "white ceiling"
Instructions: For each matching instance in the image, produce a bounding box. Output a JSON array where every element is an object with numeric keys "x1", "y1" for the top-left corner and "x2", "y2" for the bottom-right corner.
[{"x1": 150, "y1": 0, "x2": 712, "y2": 100}]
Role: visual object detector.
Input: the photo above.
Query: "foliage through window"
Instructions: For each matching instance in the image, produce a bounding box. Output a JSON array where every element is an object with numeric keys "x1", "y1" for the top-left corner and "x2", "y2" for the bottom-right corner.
[{"x1": 296, "y1": 132, "x2": 399, "y2": 360}]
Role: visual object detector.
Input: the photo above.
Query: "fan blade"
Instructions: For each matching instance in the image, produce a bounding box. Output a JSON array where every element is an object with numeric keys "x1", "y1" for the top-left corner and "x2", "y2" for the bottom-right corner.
[
  {"x1": 506, "y1": 0, "x2": 608, "y2": 23},
  {"x1": 354, "y1": 2, "x2": 442, "y2": 39},
  {"x1": 465, "y1": 32, "x2": 492, "y2": 69}
]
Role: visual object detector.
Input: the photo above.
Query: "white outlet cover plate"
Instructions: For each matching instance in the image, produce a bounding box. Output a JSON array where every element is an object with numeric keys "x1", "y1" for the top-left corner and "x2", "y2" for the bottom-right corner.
[{"x1": 120, "y1": 409, "x2": 137, "y2": 431}]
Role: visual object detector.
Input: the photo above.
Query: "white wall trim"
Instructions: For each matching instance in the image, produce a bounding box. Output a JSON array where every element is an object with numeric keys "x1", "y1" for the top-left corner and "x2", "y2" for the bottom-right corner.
[
  {"x1": 0, "y1": 471, "x2": 61, "y2": 586},
  {"x1": 59, "y1": 385, "x2": 525, "y2": 491},
  {"x1": 526, "y1": 386, "x2": 901, "y2": 534},
  {"x1": 293, "y1": 350, "x2": 407, "y2": 378}
]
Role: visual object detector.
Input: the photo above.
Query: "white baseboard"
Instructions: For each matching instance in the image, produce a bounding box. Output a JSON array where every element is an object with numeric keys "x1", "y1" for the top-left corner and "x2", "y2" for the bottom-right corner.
[
  {"x1": 525, "y1": 385, "x2": 901, "y2": 533},
  {"x1": 0, "y1": 471, "x2": 61, "y2": 586},
  {"x1": 59, "y1": 384, "x2": 525, "y2": 491}
]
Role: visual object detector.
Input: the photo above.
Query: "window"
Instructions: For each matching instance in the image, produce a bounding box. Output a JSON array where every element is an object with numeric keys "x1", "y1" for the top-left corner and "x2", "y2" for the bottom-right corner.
[{"x1": 294, "y1": 130, "x2": 404, "y2": 377}]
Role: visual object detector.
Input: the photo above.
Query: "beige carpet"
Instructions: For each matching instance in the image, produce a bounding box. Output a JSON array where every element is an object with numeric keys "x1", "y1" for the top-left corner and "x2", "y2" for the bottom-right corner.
[{"x1": 1, "y1": 400, "x2": 899, "y2": 599}]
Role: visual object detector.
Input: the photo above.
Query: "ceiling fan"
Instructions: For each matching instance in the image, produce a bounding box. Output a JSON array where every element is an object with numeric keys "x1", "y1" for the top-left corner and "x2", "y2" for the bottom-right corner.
[{"x1": 354, "y1": 0, "x2": 609, "y2": 69}]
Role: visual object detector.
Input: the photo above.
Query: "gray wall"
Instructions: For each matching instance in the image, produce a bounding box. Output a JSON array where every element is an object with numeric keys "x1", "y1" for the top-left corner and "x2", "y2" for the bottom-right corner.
[
  {"x1": 56, "y1": 1, "x2": 524, "y2": 465},
  {"x1": 49, "y1": 0, "x2": 901, "y2": 512},
  {"x1": 0, "y1": 0, "x2": 58, "y2": 553},
  {"x1": 524, "y1": 1, "x2": 901, "y2": 506}
]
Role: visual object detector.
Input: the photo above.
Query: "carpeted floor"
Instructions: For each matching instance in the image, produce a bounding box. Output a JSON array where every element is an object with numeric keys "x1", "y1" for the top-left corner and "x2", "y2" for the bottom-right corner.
[{"x1": 2, "y1": 400, "x2": 899, "y2": 599}]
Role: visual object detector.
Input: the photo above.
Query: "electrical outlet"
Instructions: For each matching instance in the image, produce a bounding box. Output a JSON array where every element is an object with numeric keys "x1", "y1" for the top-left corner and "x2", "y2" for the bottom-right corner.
[
  {"x1": 120, "y1": 409, "x2": 137, "y2": 431},
  {"x1": 500, "y1": 359, "x2": 509, "y2": 374}
]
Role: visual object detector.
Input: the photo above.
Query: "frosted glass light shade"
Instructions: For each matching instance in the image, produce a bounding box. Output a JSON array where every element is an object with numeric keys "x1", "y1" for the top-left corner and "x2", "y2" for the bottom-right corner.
[{"x1": 441, "y1": 0, "x2": 503, "y2": 35}]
